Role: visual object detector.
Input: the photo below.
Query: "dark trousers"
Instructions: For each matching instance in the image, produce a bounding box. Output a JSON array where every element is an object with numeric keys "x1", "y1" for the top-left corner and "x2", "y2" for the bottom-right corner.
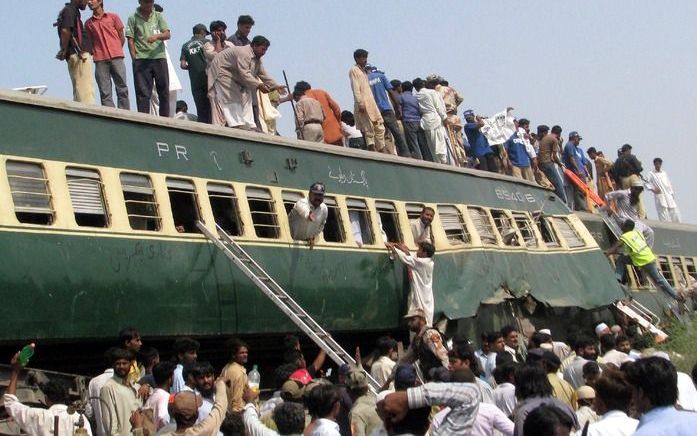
[
  {"x1": 381, "y1": 110, "x2": 410, "y2": 158},
  {"x1": 403, "y1": 121, "x2": 425, "y2": 160},
  {"x1": 134, "y1": 58, "x2": 169, "y2": 117},
  {"x1": 192, "y1": 85, "x2": 211, "y2": 124},
  {"x1": 478, "y1": 153, "x2": 499, "y2": 172}
]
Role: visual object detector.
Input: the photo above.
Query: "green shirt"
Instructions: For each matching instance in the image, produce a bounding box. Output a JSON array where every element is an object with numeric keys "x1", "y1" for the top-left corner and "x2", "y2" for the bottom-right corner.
[
  {"x1": 620, "y1": 229, "x2": 656, "y2": 267},
  {"x1": 180, "y1": 36, "x2": 209, "y2": 89},
  {"x1": 125, "y1": 8, "x2": 169, "y2": 59}
]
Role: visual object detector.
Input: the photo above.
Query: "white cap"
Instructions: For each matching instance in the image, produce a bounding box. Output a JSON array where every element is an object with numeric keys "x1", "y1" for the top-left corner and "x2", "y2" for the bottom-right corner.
[
  {"x1": 539, "y1": 329, "x2": 551, "y2": 335},
  {"x1": 595, "y1": 323, "x2": 610, "y2": 336}
]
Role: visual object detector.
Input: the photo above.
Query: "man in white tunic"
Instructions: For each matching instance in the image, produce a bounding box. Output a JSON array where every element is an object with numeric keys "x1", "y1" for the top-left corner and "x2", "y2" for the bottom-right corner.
[
  {"x1": 410, "y1": 206, "x2": 434, "y2": 245},
  {"x1": 647, "y1": 157, "x2": 681, "y2": 223},
  {"x1": 288, "y1": 183, "x2": 328, "y2": 248},
  {"x1": 386, "y1": 240, "x2": 436, "y2": 325},
  {"x1": 414, "y1": 78, "x2": 448, "y2": 164},
  {"x1": 207, "y1": 35, "x2": 286, "y2": 128}
]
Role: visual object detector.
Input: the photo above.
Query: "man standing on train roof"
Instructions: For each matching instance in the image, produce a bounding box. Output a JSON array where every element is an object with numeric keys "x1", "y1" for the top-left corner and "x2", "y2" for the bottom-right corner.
[
  {"x1": 385, "y1": 240, "x2": 436, "y2": 326},
  {"x1": 647, "y1": 157, "x2": 681, "y2": 223},
  {"x1": 203, "y1": 20, "x2": 234, "y2": 63},
  {"x1": 227, "y1": 15, "x2": 254, "y2": 46},
  {"x1": 292, "y1": 89, "x2": 325, "y2": 142},
  {"x1": 366, "y1": 64, "x2": 411, "y2": 158},
  {"x1": 289, "y1": 183, "x2": 329, "y2": 248},
  {"x1": 464, "y1": 109, "x2": 497, "y2": 172},
  {"x1": 415, "y1": 77, "x2": 449, "y2": 164},
  {"x1": 613, "y1": 144, "x2": 646, "y2": 218},
  {"x1": 410, "y1": 206, "x2": 435, "y2": 245},
  {"x1": 180, "y1": 24, "x2": 210, "y2": 123},
  {"x1": 349, "y1": 49, "x2": 386, "y2": 153},
  {"x1": 563, "y1": 131, "x2": 592, "y2": 211},
  {"x1": 605, "y1": 180, "x2": 654, "y2": 247},
  {"x1": 206, "y1": 36, "x2": 287, "y2": 129},
  {"x1": 56, "y1": 0, "x2": 96, "y2": 105},
  {"x1": 294, "y1": 81, "x2": 343, "y2": 146},
  {"x1": 605, "y1": 219, "x2": 682, "y2": 304}
]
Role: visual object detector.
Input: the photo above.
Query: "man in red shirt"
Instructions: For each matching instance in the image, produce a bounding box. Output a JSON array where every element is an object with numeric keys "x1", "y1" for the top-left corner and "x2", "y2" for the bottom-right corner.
[{"x1": 85, "y1": 0, "x2": 130, "y2": 109}]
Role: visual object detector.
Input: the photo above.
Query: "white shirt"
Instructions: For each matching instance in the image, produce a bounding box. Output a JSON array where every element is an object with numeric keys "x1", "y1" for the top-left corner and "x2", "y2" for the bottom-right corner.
[
  {"x1": 587, "y1": 410, "x2": 638, "y2": 436},
  {"x1": 474, "y1": 350, "x2": 488, "y2": 377},
  {"x1": 472, "y1": 403, "x2": 514, "y2": 436},
  {"x1": 341, "y1": 122, "x2": 363, "y2": 139},
  {"x1": 602, "y1": 349, "x2": 631, "y2": 368},
  {"x1": 3, "y1": 394, "x2": 93, "y2": 436},
  {"x1": 484, "y1": 352, "x2": 498, "y2": 383},
  {"x1": 391, "y1": 247, "x2": 434, "y2": 326},
  {"x1": 481, "y1": 108, "x2": 515, "y2": 146},
  {"x1": 647, "y1": 170, "x2": 677, "y2": 208},
  {"x1": 518, "y1": 127, "x2": 537, "y2": 159},
  {"x1": 476, "y1": 378, "x2": 496, "y2": 405},
  {"x1": 171, "y1": 364, "x2": 185, "y2": 393},
  {"x1": 493, "y1": 383, "x2": 517, "y2": 418},
  {"x1": 410, "y1": 218, "x2": 432, "y2": 245},
  {"x1": 576, "y1": 405, "x2": 600, "y2": 429},
  {"x1": 89, "y1": 368, "x2": 113, "y2": 436},
  {"x1": 416, "y1": 88, "x2": 447, "y2": 130},
  {"x1": 562, "y1": 356, "x2": 588, "y2": 389},
  {"x1": 174, "y1": 112, "x2": 198, "y2": 122},
  {"x1": 144, "y1": 388, "x2": 170, "y2": 430},
  {"x1": 289, "y1": 198, "x2": 328, "y2": 241},
  {"x1": 677, "y1": 371, "x2": 697, "y2": 411},
  {"x1": 311, "y1": 418, "x2": 341, "y2": 436},
  {"x1": 371, "y1": 356, "x2": 396, "y2": 387}
]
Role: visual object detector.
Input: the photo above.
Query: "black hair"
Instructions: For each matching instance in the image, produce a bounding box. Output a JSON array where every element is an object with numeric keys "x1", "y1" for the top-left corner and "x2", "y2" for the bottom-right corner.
[
  {"x1": 514, "y1": 363, "x2": 553, "y2": 400},
  {"x1": 227, "y1": 337, "x2": 248, "y2": 357},
  {"x1": 530, "y1": 332, "x2": 552, "y2": 349},
  {"x1": 293, "y1": 81, "x2": 311, "y2": 95},
  {"x1": 220, "y1": 412, "x2": 245, "y2": 436},
  {"x1": 273, "y1": 402, "x2": 306, "y2": 434},
  {"x1": 283, "y1": 349, "x2": 304, "y2": 366},
  {"x1": 377, "y1": 336, "x2": 397, "y2": 356},
  {"x1": 152, "y1": 361, "x2": 176, "y2": 385},
  {"x1": 440, "y1": 80, "x2": 449, "y2": 86},
  {"x1": 209, "y1": 20, "x2": 227, "y2": 31},
  {"x1": 551, "y1": 125, "x2": 562, "y2": 135},
  {"x1": 621, "y1": 219, "x2": 635, "y2": 232},
  {"x1": 692, "y1": 361, "x2": 697, "y2": 387},
  {"x1": 274, "y1": 362, "x2": 298, "y2": 389},
  {"x1": 486, "y1": 331, "x2": 503, "y2": 344},
  {"x1": 176, "y1": 100, "x2": 187, "y2": 112},
  {"x1": 401, "y1": 81, "x2": 413, "y2": 92},
  {"x1": 251, "y1": 35, "x2": 270, "y2": 47},
  {"x1": 153, "y1": 4, "x2": 163, "y2": 12},
  {"x1": 583, "y1": 361, "x2": 601, "y2": 377},
  {"x1": 110, "y1": 347, "x2": 134, "y2": 363},
  {"x1": 653, "y1": 157, "x2": 663, "y2": 164},
  {"x1": 451, "y1": 343, "x2": 481, "y2": 376},
  {"x1": 306, "y1": 384, "x2": 339, "y2": 418},
  {"x1": 391, "y1": 407, "x2": 431, "y2": 435},
  {"x1": 493, "y1": 361, "x2": 518, "y2": 385},
  {"x1": 412, "y1": 78, "x2": 424, "y2": 90},
  {"x1": 182, "y1": 363, "x2": 197, "y2": 382},
  {"x1": 282, "y1": 334, "x2": 300, "y2": 350},
  {"x1": 586, "y1": 147, "x2": 598, "y2": 155},
  {"x1": 41, "y1": 379, "x2": 70, "y2": 405},
  {"x1": 537, "y1": 125, "x2": 550, "y2": 134},
  {"x1": 625, "y1": 356, "x2": 678, "y2": 408},
  {"x1": 523, "y1": 404, "x2": 574, "y2": 436},
  {"x1": 518, "y1": 118, "x2": 530, "y2": 127},
  {"x1": 118, "y1": 327, "x2": 140, "y2": 346},
  {"x1": 600, "y1": 334, "x2": 616, "y2": 354},
  {"x1": 496, "y1": 351, "x2": 514, "y2": 367},
  {"x1": 138, "y1": 346, "x2": 160, "y2": 368},
  {"x1": 237, "y1": 15, "x2": 255, "y2": 25},
  {"x1": 103, "y1": 347, "x2": 119, "y2": 366},
  {"x1": 173, "y1": 337, "x2": 200, "y2": 357},
  {"x1": 615, "y1": 334, "x2": 630, "y2": 346},
  {"x1": 390, "y1": 79, "x2": 402, "y2": 89},
  {"x1": 353, "y1": 49, "x2": 368, "y2": 59},
  {"x1": 340, "y1": 110, "x2": 355, "y2": 125},
  {"x1": 574, "y1": 335, "x2": 596, "y2": 352},
  {"x1": 500, "y1": 325, "x2": 518, "y2": 339},
  {"x1": 191, "y1": 361, "x2": 215, "y2": 378},
  {"x1": 595, "y1": 369, "x2": 633, "y2": 413},
  {"x1": 418, "y1": 241, "x2": 435, "y2": 258}
]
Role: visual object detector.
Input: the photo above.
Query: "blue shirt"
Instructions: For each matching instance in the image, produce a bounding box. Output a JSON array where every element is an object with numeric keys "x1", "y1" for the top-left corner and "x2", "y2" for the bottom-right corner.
[
  {"x1": 563, "y1": 143, "x2": 591, "y2": 177},
  {"x1": 464, "y1": 123, "x2": 493, "y2": 157},
  {"x1": 367, "y1": 71, "x2": 393, "y2": 112},
  {"x1": 398, "y1": 92, "x2": 422, "y2": 122},
  {"x1": 634, "y1": 406, "x2": 697, "y2": 436},
  {"x1": 504, "y1": 132, "x2": 531, "y2": 168}
]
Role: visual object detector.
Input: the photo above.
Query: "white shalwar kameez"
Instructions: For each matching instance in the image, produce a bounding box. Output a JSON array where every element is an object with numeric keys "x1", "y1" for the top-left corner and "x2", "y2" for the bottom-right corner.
[
  {"x1": 647, "y1": 170, "x2": 681, "y2": 222},
  {"x1": 392, "y1": 248, "x2": 434, "y2": 325},
  {"x1": 416, "y1": 88, "x2": 448, "y2": 164}
]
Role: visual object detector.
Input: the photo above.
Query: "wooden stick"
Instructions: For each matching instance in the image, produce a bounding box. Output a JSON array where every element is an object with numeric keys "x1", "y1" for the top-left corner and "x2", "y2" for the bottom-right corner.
[{"x1": 282, "y1": 70, "x2": 303, "y2": 140}]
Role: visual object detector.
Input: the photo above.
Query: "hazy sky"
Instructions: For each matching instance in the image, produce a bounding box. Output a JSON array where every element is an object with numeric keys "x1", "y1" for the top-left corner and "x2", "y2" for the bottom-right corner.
[{"x1": 2, "y1": 1, "x2": 695, "y2": 222}]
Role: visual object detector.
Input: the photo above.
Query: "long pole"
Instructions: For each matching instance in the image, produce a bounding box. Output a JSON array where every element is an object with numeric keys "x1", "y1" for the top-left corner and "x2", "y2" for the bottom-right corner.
[{"x1": 282, "y1": 70, "x2": 303, "y2": 140}]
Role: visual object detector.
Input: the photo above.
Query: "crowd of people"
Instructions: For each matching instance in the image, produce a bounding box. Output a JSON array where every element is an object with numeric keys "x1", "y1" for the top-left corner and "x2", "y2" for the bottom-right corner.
[
  {"x1": 5, "y1": 318, "x2": 697, "y2": 436},
  {"x1": 56, "y1": 1, "x2": 681, "y2": 225}
]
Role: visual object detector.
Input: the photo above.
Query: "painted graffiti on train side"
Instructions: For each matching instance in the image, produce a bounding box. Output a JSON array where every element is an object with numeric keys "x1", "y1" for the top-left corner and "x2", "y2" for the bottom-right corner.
[
  {"x1": 328, "y1": 166, "x2": 369, "y2": 189},
  {"x1": 110, "y1": 241, "x2": 174, "y2": 273}
]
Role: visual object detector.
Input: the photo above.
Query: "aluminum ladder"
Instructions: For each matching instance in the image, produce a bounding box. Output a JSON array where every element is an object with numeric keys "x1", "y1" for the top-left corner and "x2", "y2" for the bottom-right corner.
[
  {"x1": 614, "y1": 299, "x2": 669, "y2": 342},
  {"x1": 196, "y1": 221, "x2": 381, "y2": 393}
]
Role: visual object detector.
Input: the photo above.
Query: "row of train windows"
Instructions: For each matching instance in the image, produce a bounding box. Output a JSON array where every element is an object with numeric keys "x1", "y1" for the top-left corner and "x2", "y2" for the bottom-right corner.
[{"x1": 5, "y1": 160, "x2": 586, "y2": 248}]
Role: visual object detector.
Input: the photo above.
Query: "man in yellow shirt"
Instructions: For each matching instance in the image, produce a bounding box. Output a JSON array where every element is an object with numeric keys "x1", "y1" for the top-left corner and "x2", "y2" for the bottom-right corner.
[
  {"x1": 220, "y1": 338, "x2": 249, "y2": 413},
  {"x1": 606, "y1": 219, "x2": 681, "y2": 302}
]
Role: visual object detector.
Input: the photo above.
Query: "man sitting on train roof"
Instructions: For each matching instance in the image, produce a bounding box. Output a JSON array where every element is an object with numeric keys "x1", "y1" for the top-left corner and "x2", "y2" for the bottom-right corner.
[
  {"x1": 288, "y1": 183, "x2": 328, "y2": 248},
  {"x1": 605, "y1": 219, "x2": 683, "y2": 305},
  {"x1": 410, "y1": 206, "x2": 435, "y2": 245}
]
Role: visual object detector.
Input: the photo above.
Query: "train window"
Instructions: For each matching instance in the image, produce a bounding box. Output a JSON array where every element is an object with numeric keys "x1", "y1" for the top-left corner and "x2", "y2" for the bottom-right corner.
[
  {"x1": 535, "y1": 215, "x2": 560, "y2": 248},
  {"x1": 66, "y1": 167, "x2": 109, "y2": 228},
  {"x1": 120, "y1": 173, "x2": 161, "y2": 231},
  {"x1": 467, "y1": 207, "x2": 497, "y2": 245},
  {"x1": 438, "y1": 205, "x2": 470, "y2": 245},
  {"x1": 376, "y1": 201, "x2": 402, "y2": 243},
  {"x1": 246, "y1": 187, "x2": 280, "y2": 239},
  {"x1": 347, "y1": 198, "x2": 374, "y2": 246},
  {"x1": 207, "y1": 183, "x2": 243, "y2": 236},
  {"x1": 686, "y1": 258, "x2": 696, "y2": 279},
  {"x1": 491, "y1": 209, "x2": 521, "y2": 247},
  {"x1": 6, "y1": 161, "x2": 54, "y2": 225},
  {"x1": 551, "y1": 217, "x2": 585, "y2": 248},
  {"x1": 406, "y1": 203, "x2": 425, "y2": 221},
  {"x1": 627, "y1": 265, "x2": 652, "y2": 289},
  {"x1": 323, "y1": 196, "x2": 345, "y2": 243},
  {"x1": 167, "y1": 178, "x2": 201, "y2": 233},
  {"x1": 282, "y1": 191, "x2": 304, "y2": 215},
  {"x1": 511, "y1": 212, "x2": 538, "y2": 248},
  {"x1": 658, "y1": 257, "x2": 675, "y2": 287}
]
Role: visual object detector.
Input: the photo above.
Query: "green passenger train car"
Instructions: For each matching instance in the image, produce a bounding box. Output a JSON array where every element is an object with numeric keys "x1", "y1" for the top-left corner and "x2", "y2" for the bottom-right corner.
[{"x1": 0, "y1": 90, "x2": 685, "y2": 345}]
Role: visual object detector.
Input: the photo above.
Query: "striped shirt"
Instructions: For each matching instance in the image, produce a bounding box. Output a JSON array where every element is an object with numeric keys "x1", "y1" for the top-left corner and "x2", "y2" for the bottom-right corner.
[{"x1": 406, "y1": 382, "x2": 480, "y2": 436}]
